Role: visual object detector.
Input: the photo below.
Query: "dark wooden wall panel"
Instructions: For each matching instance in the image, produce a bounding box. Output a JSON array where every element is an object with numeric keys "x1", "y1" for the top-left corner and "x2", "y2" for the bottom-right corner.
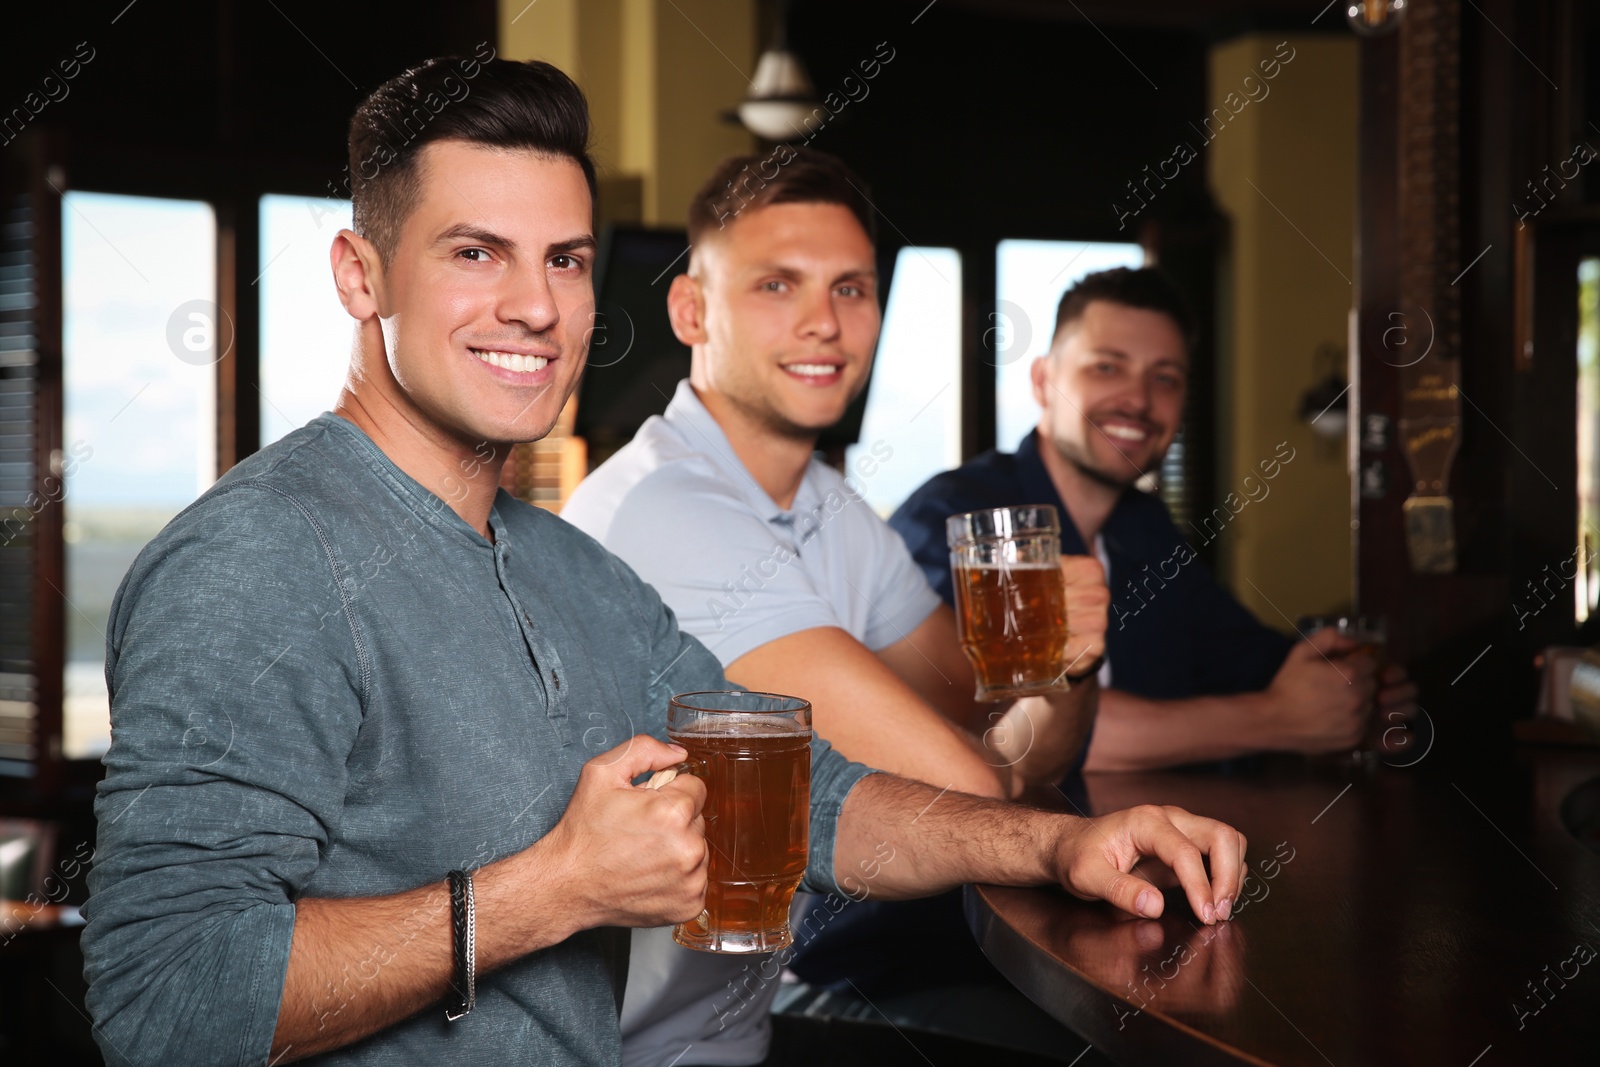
[{"x1": 1358, "y1": 0, "x2": 1591, "y2": 745}]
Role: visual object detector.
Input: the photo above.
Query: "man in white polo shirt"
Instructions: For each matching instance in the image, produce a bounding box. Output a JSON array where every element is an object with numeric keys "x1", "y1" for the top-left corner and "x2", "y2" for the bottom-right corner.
[{"x1": 563, "y1": 149, "x2": 1114, "y2": 1066}]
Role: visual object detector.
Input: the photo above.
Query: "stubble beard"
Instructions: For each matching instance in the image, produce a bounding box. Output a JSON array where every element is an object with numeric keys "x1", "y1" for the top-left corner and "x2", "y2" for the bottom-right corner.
[
  {"x1": 727, "y1": 363, "x2": 867, "y2": 445},
  {"x1": 460, "y1": 355, "x2": 582, "y2": 448},
  {"x1": 1049, "y1": 430, "x2": 1149, "y2": 492},
  {"x1": 724, "y1": 387, "x2": 826, "y2": 445}
]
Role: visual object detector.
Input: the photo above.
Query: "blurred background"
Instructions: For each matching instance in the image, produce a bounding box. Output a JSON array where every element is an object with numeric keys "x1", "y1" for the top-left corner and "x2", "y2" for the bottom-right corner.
[{"x1": 0, "y1": 0, "x2": 1595, "y2": 1058}]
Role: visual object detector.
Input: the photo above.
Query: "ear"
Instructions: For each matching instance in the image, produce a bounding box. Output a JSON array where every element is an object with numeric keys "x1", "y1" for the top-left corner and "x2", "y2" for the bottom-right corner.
[
  {"x1": 1030, "y1": 354, "x2": 1051, "y2": 409},
  {"x1": 666, "y1": 272, "x2": 708, "y2": 346},
  {"x1": 331, "y1": 229, "x2": 386, "y2": 321}
]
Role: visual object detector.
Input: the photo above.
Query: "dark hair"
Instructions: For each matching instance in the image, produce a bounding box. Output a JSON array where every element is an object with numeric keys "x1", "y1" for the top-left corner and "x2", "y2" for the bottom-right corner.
[
  {"x1": 1053, "y1": 267, "x2": 1198, "y2": 350},
  {"x1": 686, "y1": 147, "x2": 876, "y2": 248},
  {"x1": 348, "y1": 55, "x2": 598, "y2": 264}
]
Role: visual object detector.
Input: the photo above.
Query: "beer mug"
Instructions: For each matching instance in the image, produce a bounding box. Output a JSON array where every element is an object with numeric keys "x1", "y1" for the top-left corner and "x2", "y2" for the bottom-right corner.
[
  {"x1": 947, "y1": 505, "x2": 1072, "y2": 702},
  {"x1": 665, "y1": 691, "x2": 812, "y2": 954},
  {"x1": 1297, "y1": 614, "x2": 1388, "y2": 763}
]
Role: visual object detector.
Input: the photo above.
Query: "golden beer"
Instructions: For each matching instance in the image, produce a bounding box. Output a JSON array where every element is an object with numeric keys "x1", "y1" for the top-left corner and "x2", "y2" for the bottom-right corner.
[
  {"x1": 667, "y1": 692, "x2": 811, "y2": 953},
  {"x1": 954, "y1": 562, "x2": 1071, "y2": 700},
  {"x1": 948, "y1": 505, "x2": 1072, "y2": 701}
]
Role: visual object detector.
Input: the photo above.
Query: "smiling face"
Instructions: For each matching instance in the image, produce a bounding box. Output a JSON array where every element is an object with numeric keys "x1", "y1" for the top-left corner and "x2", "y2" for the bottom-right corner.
[
  {"x1": 673, "y1": 201, "x2": 880, "y2": 440},
  {"x1": 366, "y1": 140, "x2": 596, "y2": 447},
  {"x1": 1031, "y1": 299, "x2": 1189, "y2": 487}
]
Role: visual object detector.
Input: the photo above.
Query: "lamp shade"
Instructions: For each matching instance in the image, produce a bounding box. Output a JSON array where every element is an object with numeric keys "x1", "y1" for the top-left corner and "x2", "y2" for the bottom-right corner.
[
  {"x1": 737, "y1": 99, "x2": 821, "y2": 141},
  {"x1": 1298, "y1": 372, "x2": 1350, "y2": 440},
  {"x1": 751, "y1": 49, "x2": 814, "y2": 98},
  {"x1": 735, "y1": 48, "x2": 822, "y2": 141}
]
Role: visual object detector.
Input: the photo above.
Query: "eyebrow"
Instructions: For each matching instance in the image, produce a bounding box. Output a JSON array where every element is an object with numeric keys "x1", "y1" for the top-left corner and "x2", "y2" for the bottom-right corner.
[
  {"x1": 1088, "y1": 347, "x2": 1189, "y2": 370},
  {"x1": 548, "y1": 234, "x2": 599, "y2": 256},
  {"x1": 434, "y1": 223, "x2": 516, "y2": 251},
  {"x1": 432, "y1": 224, "x2": 597, "y2": 258},
  {"x1": 750, "y1": 263, "x2": 878, "y2": 285}
]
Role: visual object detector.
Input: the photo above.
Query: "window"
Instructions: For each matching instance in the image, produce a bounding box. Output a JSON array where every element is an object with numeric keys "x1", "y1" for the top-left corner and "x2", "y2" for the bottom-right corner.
[
  {"x1": 1578, "y1": 255, "x2": 1600, "y2": 624},
  {"x1": 61, "y1": 193, "x2": 217, "y2": 758},
  {"x1": 259, "y1": 195, "x2": 356, "y2": 446},
  {"x1": 993, "y1": 239, "x2": 1145, "y2": 454},
  {"x1": 847, "y1": 247, "x2": 962, "y2": 517}
]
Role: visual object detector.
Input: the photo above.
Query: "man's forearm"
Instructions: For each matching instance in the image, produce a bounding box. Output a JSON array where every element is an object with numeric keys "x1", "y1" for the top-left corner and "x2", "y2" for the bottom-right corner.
[
  {"x1": 272, "y1": 843, "x2": 573, "y2": 1061},
  {"x1": 831, "y1": 770, "x2": 1246, "y2": 929},
  {"x1": 830, "y1": 773, "x2": 1062, "y2": 898},
  {"x1": 1084, "y1": 688, "x2": 1273, "y2": 772}
]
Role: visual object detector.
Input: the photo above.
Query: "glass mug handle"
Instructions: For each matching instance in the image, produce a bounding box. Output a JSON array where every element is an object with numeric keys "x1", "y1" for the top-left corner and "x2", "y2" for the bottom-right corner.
[{"x1": 644, "y1": 762, "x2": 693, "y2": 789}]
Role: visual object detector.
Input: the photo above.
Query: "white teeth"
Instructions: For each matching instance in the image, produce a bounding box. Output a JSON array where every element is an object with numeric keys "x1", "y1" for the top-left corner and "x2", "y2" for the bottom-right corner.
[
  {"x1": 474, "y1": 350, "x2": 549, "y2": 373},
  {"x1": 786, "y1": 363, "x2": 837, "y2": 377},
  {"x1": 1102, "y1": 424, "x2": 1149, "y2": 441}
]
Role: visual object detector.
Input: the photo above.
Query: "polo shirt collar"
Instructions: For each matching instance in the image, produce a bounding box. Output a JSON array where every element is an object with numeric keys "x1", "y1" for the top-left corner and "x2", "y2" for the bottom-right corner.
[
  {"x1": 1014, "y1": 428, "x2": 1170, "y2": 563},
  {"x1": 662, "y1": 378, "x2": 822, "y2": 524},
  {"x1": 1014, "y1": 430, "x2": 1068, "y2": 518}
]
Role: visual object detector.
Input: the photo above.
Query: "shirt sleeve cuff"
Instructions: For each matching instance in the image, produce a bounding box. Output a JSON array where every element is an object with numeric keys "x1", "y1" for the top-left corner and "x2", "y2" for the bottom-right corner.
[
  {"x1": 862, "y1": 587, "x2": 942, "y2": 653},
  {"x1": 695, "y1": 605, "x2": 842, "y2": 667},
  {"x1": 799, "y1": 735, "x2": 881, "y2": 899}
]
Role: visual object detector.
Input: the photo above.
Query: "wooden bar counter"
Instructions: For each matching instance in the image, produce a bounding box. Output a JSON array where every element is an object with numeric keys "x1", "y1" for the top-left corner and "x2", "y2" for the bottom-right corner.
[{"x1": 966, "y1": 747, "x2": 1600, "y2": 1066}]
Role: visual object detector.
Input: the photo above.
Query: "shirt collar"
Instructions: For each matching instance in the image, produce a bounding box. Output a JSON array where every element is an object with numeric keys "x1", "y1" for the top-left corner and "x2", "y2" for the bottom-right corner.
[
  {"x1": 315, "y1": 413, "x2": 499, "y2": 548},
  {"x1": 662, "y1": 379, "x2": 821, "y2": 524},
  {"x1": 1015, "y1": 428, "x2": 1171, "y2": 562},
  {"x1": 1014, "y1": 431, "x2": 1069, "y2": 519}
]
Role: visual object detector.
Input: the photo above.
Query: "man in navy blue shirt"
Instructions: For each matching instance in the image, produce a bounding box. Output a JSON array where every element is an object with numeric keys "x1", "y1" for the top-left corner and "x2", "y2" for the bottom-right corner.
[{"x1": 893, "y1": 268, "x2": 1416, "y2": 771}]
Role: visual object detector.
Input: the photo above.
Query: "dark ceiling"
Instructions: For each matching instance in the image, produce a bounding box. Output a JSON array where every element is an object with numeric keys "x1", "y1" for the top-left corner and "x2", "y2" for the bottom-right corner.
[{"x1": 936, "y1": 0, "x2": 1346, "y2": 32}]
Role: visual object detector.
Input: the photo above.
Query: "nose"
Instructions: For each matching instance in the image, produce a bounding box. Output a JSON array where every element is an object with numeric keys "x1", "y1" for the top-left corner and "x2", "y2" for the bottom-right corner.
[
  {"x1": 1117, "y1": 375, "x2": 1152, "y2": 419},
  {"x1": 500, "y1": 259, "x2": 562, "y2": 336},
  {"x1": 796, "y1": 283, "x2": 842, "y2": 344}
]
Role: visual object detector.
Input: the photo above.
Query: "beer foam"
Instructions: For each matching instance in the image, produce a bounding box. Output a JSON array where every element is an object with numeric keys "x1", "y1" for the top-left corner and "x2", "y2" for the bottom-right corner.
[
  {"x1": 955, "y1": 561, "x2": 1060, "y2": 571},
  {"x1": 669, "y1": 715, "x2": 811, "y2": 739}
]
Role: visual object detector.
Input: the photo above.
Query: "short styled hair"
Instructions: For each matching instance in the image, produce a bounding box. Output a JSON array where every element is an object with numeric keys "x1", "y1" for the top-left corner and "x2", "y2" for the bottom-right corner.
[
  {"x1": 686, "y1": 147, "x2": 877, "y2": 249},
  {"x1": 1052, "y1": 267, "x2": 1198, "y2": 351},
  {"x1": 347, "y1": 56, "x2": 598, "y2": 264}
]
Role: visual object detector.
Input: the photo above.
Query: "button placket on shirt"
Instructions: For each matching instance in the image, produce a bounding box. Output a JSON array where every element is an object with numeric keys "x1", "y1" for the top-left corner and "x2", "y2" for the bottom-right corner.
[
  {"x1": 493, "y1": 541, "x2": 572, "y2": 745},
  {"x1": 769, "y1": 513, "x2": 805, "y2": 559}
]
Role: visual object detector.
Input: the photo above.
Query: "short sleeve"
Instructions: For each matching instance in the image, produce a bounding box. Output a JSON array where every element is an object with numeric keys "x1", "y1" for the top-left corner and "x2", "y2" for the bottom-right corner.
[
  {"x1": 600, "y1": 545, "x2": 878, "y2": 899},
  {"x1": 849, "y1": 499, "x2": 942, "y2": 652},
  {"x1": 889, "y1": 477, "x2": 967, "y2": 607},
  {"x1": 601, "y1": 460, "x2": 843, "y2": 666}
]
